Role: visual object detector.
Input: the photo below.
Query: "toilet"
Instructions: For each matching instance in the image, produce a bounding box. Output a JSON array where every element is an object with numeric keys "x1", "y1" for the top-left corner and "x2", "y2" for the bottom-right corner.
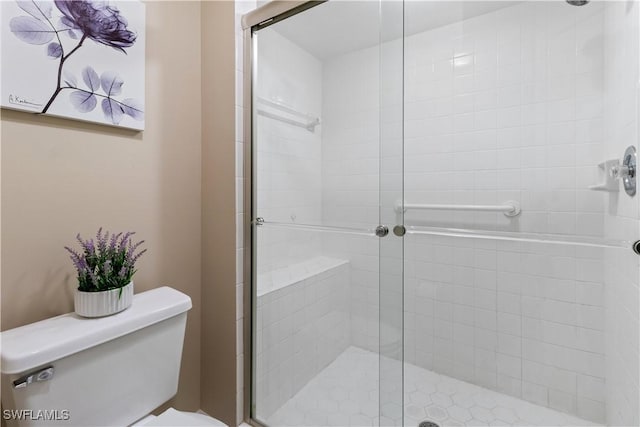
[{"x1": 0, "y1": 287, "x2": 228, "y2": 427}]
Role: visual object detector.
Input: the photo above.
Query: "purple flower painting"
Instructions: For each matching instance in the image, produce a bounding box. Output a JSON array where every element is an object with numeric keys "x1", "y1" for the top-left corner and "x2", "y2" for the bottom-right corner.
[
  {"x1": 1, "y1": 0, "x2": 145, "y2": 130},
  {"x1": 55, "y1": 1, "x2": 136, "y2": 52}
]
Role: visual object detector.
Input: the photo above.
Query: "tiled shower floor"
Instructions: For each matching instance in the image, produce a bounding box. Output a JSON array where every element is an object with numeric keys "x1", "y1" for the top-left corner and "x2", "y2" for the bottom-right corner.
[{"x1": 266, "y1": 347, "x2": 599, "y2": 427}]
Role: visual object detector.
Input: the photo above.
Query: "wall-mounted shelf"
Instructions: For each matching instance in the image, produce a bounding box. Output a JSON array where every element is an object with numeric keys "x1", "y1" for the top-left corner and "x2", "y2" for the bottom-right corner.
[{"x1": 256, "y1": 97, "x2": 320, "y2": 132}]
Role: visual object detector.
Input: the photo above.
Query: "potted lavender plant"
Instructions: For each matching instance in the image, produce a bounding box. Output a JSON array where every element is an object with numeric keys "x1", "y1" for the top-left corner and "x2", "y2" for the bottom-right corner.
[{"x1": 65, "y1": 228, "x2": 146, "y2": 317}]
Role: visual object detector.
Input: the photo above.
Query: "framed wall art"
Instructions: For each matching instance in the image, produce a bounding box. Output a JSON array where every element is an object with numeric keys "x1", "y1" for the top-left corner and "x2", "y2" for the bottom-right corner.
[{"x1": 1, "y1": 0, "x2": 145, "y2": 130}]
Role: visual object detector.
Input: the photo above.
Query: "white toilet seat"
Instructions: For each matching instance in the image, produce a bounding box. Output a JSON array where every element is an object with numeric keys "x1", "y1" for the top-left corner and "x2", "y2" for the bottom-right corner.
[{"x1": 134, "y1": 408, "x2": 228, "y2": 427}]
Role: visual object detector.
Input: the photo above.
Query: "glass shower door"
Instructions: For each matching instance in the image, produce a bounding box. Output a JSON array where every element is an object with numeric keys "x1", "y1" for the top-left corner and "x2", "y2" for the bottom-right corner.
[
  {"x1": 401, "y1": 1, "x2": 640, "y2": 427},
  {"x1": 249, "y1": 1, "x2": 405, "y2": 426}
]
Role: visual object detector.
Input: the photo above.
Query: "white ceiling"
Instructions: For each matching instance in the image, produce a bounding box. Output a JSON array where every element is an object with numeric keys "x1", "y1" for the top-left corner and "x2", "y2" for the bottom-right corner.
[{"x1": 269, "y1": 1, "x2": 519, "y2": 61}]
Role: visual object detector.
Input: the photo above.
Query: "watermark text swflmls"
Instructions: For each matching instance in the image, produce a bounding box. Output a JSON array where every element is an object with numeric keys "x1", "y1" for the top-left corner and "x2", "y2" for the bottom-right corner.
[{"x1": 2, "y1": 409, "x2": 70, "y2": 421}]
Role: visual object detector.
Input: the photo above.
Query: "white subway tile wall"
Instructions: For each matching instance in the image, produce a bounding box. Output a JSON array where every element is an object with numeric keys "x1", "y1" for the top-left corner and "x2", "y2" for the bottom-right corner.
[
  {"x1": 603, "y1": 2, "x2": 640, "y2": 426},
  {"x1": 255, "y1": 258, "x2": 351, "y2": 419},
  {"x1": 321, "y1": 2, "x2": 610, "y2": 423},
  {"x1": 321, "y1": 41, "x2": 383, "y2": 354},
  {"x1": 255, "y1": 29, "x2": 324, "y2": 274}
]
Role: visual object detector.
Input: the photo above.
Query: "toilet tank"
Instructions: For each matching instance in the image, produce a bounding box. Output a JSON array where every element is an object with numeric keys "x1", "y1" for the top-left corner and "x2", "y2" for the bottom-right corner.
[{"x1": 0, "y1": 287, "x2": 192, "y2": 427}]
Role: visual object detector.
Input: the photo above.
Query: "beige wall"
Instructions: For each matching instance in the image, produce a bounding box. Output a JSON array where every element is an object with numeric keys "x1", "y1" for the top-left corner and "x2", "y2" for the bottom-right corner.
[
  {"x1": 200, "y1": 1, "x2": 239, "y2": 426},
  {"x1": 1, "y1": 0, "x2": 203, "y2": 413}
]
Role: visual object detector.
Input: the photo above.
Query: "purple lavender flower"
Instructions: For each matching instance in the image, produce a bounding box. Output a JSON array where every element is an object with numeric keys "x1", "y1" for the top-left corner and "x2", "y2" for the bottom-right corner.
[
  {"x1": 109, "y1": 232, "x2": 122, "y2": 251},
  {"x1": 66, "y1": 228, "x2": 146, "y2": 292},
  {"x1": 131, "y1": 248, "x2": 147, "y2": 265},
  {"x1": 119, "y1": 231, "x2": 134, "y2": 249},
  {"x1": 54, "y1": 1, "x2": 137, "y2": 53},
  {"x1": 128, "y1": 239, "x2": 144, "y2": 255},
  {"x1": 118, "y1": 266, "x2": 127, "y2": 279},
  {"x1": 96, "y1": 227, "x2": 108, "y2": 253},
  {"x1": 86, "y1": 266, "x2": 98, "y2": 287},
  {"x1": 77, "y1": 256, "x2": 89, "y2": 273},
  {"x1": 64, "y1": 246, "x2": 84, "y2": 272},
  {"x1": 78, "y1": 235, "x2": 95, "y2": 256}
]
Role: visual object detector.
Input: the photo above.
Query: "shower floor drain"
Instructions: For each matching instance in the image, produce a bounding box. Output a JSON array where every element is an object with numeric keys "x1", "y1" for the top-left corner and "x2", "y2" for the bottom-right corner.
[{"x1": 419, "y1": 422, "x2": 440, "y2": 427}]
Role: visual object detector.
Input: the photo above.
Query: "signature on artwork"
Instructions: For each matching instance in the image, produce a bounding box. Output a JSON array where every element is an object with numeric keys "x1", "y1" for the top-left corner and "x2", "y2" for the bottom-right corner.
[{"x1": 8, "y1": 94, "x2": 42, "y2": 108}]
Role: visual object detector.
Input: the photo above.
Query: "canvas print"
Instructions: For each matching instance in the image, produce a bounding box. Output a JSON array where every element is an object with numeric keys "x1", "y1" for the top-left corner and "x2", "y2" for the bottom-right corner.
[{"x1": 1, "y1": 0, "x2": 145, "y2": 130}]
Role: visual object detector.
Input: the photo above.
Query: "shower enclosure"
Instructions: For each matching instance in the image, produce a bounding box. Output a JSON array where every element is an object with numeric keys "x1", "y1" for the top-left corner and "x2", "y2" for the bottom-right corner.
[{"x1": 242, "y1": 1, "x2": 640, "y2": 426}]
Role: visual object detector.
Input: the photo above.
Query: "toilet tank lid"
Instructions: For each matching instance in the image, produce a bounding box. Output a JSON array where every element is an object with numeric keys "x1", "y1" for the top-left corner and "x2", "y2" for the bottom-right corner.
[{"x1": 0, "y1": 286, "x2": 192, "y2": 374}]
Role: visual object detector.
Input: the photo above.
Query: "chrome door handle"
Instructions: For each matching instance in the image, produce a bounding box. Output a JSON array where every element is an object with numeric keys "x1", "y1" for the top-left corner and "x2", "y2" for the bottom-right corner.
[
  {"x1": 393, "y1": 225, "x2": 406, "y2": 236},
  {"x1": 375, "y1": 225, "x2": 389, "y2": 237}
]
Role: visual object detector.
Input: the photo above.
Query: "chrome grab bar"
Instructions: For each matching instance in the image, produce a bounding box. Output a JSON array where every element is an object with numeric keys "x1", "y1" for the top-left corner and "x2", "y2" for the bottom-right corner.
[{"x1": 396, "y1": 200, "x2": 521, "y2": 217}]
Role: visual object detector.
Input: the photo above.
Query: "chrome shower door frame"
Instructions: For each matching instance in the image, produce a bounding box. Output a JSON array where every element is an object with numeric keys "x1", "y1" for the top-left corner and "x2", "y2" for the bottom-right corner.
[
  {"x1": 241, "y1": 3, "x2": 328, "y2": 426},
  {"x1": 241, "y1": 1, "x2": 406, "y2": 425}
]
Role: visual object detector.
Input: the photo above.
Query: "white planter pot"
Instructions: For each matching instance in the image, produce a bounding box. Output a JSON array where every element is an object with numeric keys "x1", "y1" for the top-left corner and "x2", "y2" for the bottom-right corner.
[{"x1": 75, "y1": 282, "x2": 134, "y2": 318}]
